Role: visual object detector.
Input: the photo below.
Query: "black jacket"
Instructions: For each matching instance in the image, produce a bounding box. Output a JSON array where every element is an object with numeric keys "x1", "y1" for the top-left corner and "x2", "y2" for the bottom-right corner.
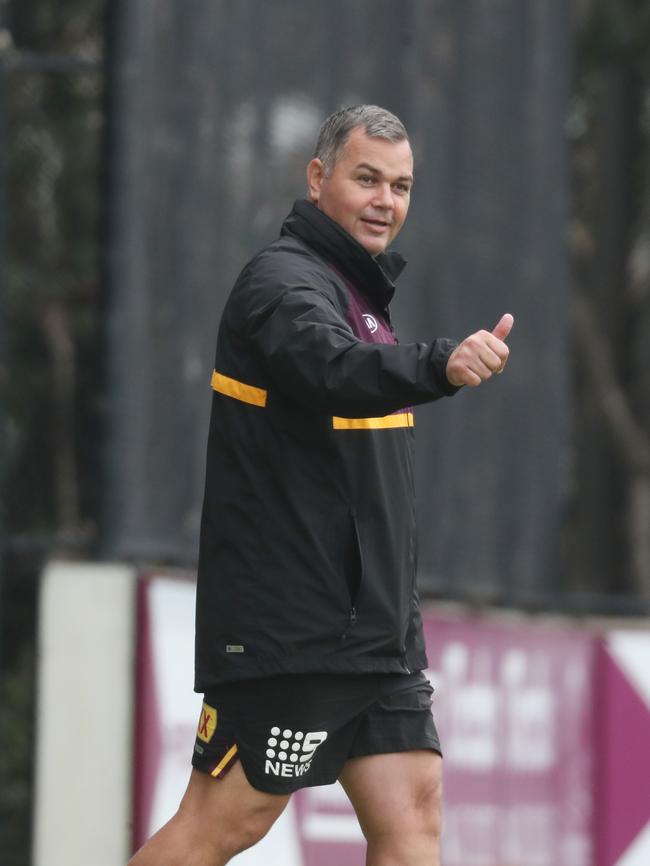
[{"x1": 195, "y1": 199, "x2": 458, "y2": 690}]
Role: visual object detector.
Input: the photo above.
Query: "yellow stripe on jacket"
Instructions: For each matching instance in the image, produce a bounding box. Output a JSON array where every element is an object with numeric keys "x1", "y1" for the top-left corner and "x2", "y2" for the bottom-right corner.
[
  {"x1": 332, "y1": 412, "x2": 414, "y2": 429},
  {"x1": 211, "y1": 371, "x2": 267, "y2": 408}
]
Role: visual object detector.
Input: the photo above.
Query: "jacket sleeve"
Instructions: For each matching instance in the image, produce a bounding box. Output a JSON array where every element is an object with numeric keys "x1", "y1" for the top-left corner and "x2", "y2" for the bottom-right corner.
[{"x1": 245, "y1": 280, "x2": 460, "y2": 418}]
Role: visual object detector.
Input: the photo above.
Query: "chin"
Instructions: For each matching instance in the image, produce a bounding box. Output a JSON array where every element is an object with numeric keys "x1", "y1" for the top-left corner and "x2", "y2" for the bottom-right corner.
[{"x1": 355, "y1": 237, "x2": 385, "y2": 257}]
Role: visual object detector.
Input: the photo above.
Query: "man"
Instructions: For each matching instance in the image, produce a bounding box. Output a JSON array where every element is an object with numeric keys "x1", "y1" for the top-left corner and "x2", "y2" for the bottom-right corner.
[{"x1": 130, "y1": 105, "x2": 512, "y2": 866}]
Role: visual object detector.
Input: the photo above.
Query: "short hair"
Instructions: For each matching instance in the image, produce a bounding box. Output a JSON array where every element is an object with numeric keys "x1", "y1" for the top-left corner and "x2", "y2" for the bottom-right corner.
[{"x1": 314, "y1": 105, "x2": 409, "y2": 176}]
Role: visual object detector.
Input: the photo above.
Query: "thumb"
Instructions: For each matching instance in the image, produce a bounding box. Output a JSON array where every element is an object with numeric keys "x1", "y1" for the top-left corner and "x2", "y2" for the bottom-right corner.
[{"x1": 491, "y1": 313, "x2": 514, "y2": 342}]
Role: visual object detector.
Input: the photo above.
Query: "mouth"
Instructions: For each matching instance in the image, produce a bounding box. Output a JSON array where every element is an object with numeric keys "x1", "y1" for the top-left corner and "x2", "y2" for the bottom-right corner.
[{"x1": 361, "y1": 217, "x2": 391, "y2": 232}]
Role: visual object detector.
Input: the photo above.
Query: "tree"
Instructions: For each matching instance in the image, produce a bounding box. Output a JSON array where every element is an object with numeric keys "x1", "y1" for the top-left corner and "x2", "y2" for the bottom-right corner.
[
  {"x1": 569, "y1": 0, "x2": 650, "y2": 598},
  {"x1": 0, "y1": 2, "x2": 104, "y2": 863}
]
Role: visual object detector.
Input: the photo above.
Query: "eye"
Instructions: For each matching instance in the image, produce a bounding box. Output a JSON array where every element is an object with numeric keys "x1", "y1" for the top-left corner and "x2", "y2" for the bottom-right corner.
[
  {"x1": 357, "y1": 174, "x2": 376, "y2": 185},
  {"x1": 393, "y1": 182, "x2": 411, "y2": 195}
]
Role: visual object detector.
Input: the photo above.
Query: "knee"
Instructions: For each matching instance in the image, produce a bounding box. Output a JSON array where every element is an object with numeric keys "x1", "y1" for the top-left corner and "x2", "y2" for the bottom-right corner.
[
  {"x1": 412, "y1": 771, "x2": 443, "y2": 840},
  {"x1": 367, "y1": 769, "x2": 442, "y2": 845},
  {"x1": 219, "y1": 801, "x2": 281, "y2": 859}
]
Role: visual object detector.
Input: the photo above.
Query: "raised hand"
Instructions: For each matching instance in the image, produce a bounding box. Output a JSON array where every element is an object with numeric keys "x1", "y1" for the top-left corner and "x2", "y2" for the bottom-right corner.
[{"x1": 445, "y1": 313, "x2": 514, "y2": 388}]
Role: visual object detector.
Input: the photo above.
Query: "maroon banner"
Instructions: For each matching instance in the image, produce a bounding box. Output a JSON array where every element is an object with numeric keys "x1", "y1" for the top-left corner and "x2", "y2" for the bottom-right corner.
[
  {"x1": 289, "y1": 612, "x2": 596, "y2": 866},
  {"x1": 424, "y1": 614, "x2": 595, "y2": 866},
  {"x1": 595, "y1": 632, "x2": 650, "y2": 866},
  {"x1": 133, "y1": 580, "x2": 598, "y2": 865}
]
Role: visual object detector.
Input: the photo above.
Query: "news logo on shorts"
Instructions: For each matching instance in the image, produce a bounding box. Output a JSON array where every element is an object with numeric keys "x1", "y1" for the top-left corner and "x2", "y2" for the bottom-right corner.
[{"x1": 264, "y1": 726, "x2": 328, "y2": 778}]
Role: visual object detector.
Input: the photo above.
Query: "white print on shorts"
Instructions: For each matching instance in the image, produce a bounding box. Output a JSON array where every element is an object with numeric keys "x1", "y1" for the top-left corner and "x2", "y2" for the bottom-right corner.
[{"x1": 264, "y1": 726, "x2": 328, "y2": 778}]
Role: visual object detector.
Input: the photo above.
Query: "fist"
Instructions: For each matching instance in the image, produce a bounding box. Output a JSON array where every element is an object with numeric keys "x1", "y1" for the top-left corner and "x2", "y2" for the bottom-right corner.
[{"x1": 446, "y1": 313, "x2": 514, "y2": 388}]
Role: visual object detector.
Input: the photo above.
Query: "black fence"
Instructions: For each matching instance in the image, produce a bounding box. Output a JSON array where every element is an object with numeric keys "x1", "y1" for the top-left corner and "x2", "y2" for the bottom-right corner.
[
  {"x1": 3, "y1": 1, "x2": 647, "y2": 626},
  {"x1": 103, "y1": 0, "x2": 572, "y2": 608}
]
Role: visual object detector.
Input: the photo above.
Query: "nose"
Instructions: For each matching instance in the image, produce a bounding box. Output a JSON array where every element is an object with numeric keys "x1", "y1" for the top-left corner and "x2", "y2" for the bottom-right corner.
[{"x1": 371, "y1": 182, "x2": 394, "y2": 210}]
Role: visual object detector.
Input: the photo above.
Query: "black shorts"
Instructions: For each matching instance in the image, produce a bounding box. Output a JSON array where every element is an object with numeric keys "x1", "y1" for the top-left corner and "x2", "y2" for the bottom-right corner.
[{"x1": 191, "y1": 671, "x2": 441, "y2": 794}]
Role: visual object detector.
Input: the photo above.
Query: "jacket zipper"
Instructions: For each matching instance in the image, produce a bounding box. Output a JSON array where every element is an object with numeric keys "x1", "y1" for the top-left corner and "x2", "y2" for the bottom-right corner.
[{"x1": 341, "y1": 606, "x2": 357, "y2": 642}]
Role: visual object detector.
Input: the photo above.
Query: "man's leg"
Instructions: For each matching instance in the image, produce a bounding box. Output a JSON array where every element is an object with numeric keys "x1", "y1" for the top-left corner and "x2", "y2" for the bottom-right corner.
[
  {"x1": 128, "y1": 763, "x2": 290, "y2": 866},
  {"x1": 339, "y1": 750, "x2": 442, "y2": 866}
]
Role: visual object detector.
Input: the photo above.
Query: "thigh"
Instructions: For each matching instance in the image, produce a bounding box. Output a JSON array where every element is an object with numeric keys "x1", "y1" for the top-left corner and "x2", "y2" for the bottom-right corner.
[
  {"x1": 129, "y1": 764, "x2": 290, "y2": 865},
  {"x1": 339, "y1": 673, "x2": 443, "y2": 838},
  {"x1": 339, "y1": 750, "x2": 442, "y2": 838},
  {"x1": 178, "y1": 762, "x2": 290, "y2": 828}
]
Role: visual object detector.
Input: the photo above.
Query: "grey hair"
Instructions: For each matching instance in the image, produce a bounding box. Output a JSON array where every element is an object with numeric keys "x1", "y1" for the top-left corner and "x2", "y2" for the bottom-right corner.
[{"x1": 314, "y1": 105, "x2": 409, "y2": 176}]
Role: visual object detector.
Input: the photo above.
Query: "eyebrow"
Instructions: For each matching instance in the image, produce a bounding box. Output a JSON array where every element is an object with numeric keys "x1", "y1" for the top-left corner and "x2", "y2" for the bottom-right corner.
[{"x1": 354, "y1": 162, "x2": 414, "y2": 184}]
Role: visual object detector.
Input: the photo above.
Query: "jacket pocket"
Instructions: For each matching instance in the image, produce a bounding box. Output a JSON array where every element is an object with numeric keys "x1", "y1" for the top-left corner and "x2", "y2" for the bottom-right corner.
[{"x1": 343, "y1": 511, "x2": 364, "y2": 612}]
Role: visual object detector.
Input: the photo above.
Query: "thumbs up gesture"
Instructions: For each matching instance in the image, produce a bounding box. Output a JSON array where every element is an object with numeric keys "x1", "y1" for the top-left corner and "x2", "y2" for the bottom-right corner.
[{"x1": 445, "y1": 314, "x2": 514, "y2": 387}]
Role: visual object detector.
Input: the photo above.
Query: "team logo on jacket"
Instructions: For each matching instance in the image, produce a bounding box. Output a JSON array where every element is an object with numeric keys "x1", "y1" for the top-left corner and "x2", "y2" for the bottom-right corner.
[
  {"x1": 264, "y1": 727, "x2": 328, "y2": 778},
  {"x1": 197, "y1": 702, "x2": 218, "y2": 743},
  {"x1": 362, "y1": 313, "x2": 378, "y2": 333}
]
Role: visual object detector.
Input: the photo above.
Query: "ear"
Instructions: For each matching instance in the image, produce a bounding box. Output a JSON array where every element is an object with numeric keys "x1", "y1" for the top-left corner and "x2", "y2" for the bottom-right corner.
[{"x1": 306, "y1": 158, "x2": 325, "y2": 203}]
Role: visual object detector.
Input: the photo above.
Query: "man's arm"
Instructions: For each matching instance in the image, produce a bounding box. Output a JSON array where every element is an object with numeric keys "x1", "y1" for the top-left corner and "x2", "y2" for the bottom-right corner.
[
  {"x1": 246, "y1": 283, "x2": 459, "y2": 417},
  {"x1": 245, "y1": 271, "x2": 513, "y2": 415}
]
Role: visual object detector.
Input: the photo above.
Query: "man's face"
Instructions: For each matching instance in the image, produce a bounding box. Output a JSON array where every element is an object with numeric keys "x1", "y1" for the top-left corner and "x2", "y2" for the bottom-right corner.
[{"x1": 307, "y1": 127, "x2": 414, "y2": 257}]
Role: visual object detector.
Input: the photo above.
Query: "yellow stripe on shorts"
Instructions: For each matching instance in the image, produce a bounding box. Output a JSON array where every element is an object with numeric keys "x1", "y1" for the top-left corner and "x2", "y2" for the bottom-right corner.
[{"x1": 211, "y1": 744, "x2": 239, "y2": 778}]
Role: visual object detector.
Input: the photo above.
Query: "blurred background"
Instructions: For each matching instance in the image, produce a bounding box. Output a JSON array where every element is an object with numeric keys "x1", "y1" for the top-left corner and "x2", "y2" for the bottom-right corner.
[{"x1": 1, "y1": 1, "x2": 650, "y2": 864}]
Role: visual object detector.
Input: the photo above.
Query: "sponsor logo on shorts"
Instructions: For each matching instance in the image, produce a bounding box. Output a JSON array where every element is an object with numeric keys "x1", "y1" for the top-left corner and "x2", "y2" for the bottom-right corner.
[
  {"x1": 197, "y1": 702, "x2": 218, "y2": 743},
  {"x1": 264, "y1": 726, "x2": 328, "y2": 778}
]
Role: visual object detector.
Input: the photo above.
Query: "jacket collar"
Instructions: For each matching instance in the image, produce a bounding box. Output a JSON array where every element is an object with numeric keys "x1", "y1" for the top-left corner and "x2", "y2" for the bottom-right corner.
[{"x1": 280, "y1": 199, "x2": 406, "y2": 309}]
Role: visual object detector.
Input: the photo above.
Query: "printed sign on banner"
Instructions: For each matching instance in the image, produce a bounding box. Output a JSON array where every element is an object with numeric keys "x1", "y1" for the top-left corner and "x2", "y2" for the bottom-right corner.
[
  {"x1": 133, "y1": 576, "x2": 304, "y2": 865},
  {"x1": 422, "y1": 617, "x2": 595, "y2": 866},
  {"x1": 134, "y1": 576, "x2": 596, "y2": 866},
  {"x1": 290, "y1": 618, "x2": 596, "y2": 866},
  {"x1": 597, "y1": 631, "x2": 650, "y2": 866}
]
